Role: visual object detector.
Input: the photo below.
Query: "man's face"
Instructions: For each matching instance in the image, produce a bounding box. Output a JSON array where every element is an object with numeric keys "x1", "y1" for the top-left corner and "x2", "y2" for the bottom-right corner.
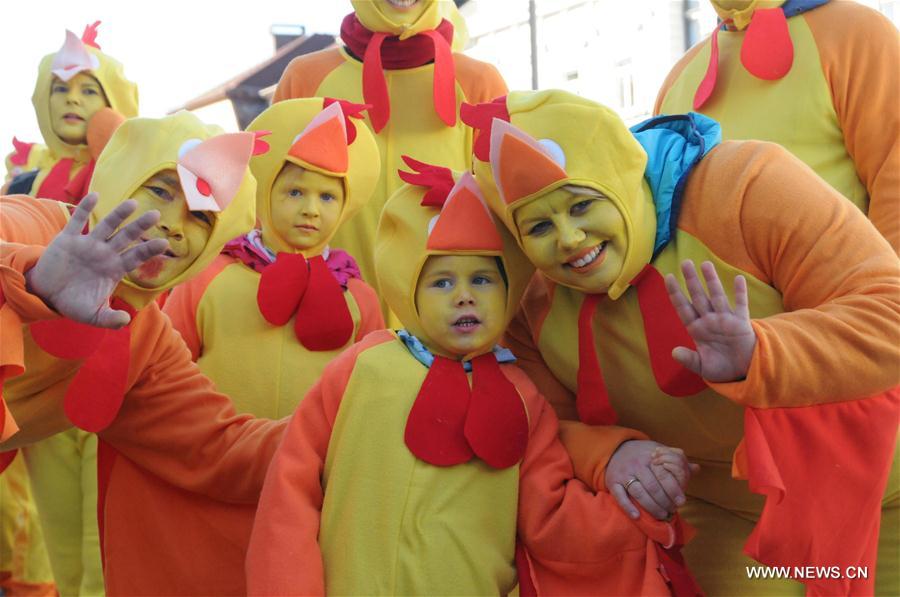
[
  {"x1": 415, "y1": 254, "x2": 507, "y2": 357},
  {"x1": 124, "y1": 169, "x2": 215, "y2": 288},
  {"x1": 48, "y1": 72, "x2": 109, "y2": 145},
  {"x1": 514, "y1": 187, "x2": 627, "y2": 294},
  {"x1": 269, "y1": 163, "x2": 345, "y2": 253},
  {"x1": 373, "y1": 0, "x2": 434, "y2": 25}
]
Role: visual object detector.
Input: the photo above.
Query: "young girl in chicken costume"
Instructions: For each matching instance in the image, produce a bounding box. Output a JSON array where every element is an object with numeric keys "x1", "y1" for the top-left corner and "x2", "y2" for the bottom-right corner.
[
  {"x1": 165, "y1": 99, "x2": 383, "y2": 419},
  {"x1": 465, "y1": 89, "x2": 900, "y2": 595},
  {"x1": 274, "y1": 0, "x2": 507, "y2": 318},
  {"x1": 656, "y1": 0, "x2": 899, "y2": 251},
  {"x1": 20, "y1": 22, "x2": 138, "y2": 203},
  {"x1": 0, "y1": 112, "x2": 289, "y2": 595},
  {"x1": 246, "y1": 161, "x2": 700, "y2": 596}
]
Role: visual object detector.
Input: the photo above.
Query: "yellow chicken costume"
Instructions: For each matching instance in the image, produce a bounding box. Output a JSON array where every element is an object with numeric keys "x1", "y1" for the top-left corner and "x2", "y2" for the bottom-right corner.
[
  {"x1": 165, "y1": 98, "x2": 384, "y2": 418},
  {"x1": 656, "y1": 0, "x2": 900, "y2": 251},
  {"x1": 274, "y1": 0, "x2": 507, "y2": 318},
  {"x1": 27, "y1": 23, "x2": 138, "y2": 205},
  {"x1": 464, "y1": 89, "x2": 900, "y2": 595},
  {"x1": 1, "y1": 112, "x2": 288, "y2": 596}
]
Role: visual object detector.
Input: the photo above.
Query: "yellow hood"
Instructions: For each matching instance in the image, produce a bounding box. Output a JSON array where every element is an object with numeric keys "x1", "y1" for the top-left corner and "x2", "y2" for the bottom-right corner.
[
  {"x1": 32, "y1": 29, "x2": 139, "y2": 161},
  {"x1": 353, "y1": 0, "x2": 464, "y2": 42},
  {"x1": 375, "y1": 169, "x2": 533, "y2": 361},
  {"x1": 710, "y1": 0, "x2": 786, "y2": 30},
  {"x1": 89, "y1": 112, "x2": 257, "y2": 309},
  {"x1": 472, "y1": 89, "x2": 655, "y2": 300},
  {"x1": 246, "y1": 98, "x2": 379, "y2": 256}
]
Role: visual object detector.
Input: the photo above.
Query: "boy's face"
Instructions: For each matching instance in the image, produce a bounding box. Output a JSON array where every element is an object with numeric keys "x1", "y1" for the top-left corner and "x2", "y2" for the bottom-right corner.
[
  {"x1": 49, "y1": 72, "x2": 109, "y2": 145},
  {"x1": 124, "y1": 169, "x2": 215, "y2": 288},
  {"x1": 514, "y1": 187, "x2": 627, "y2": 294},
  {"x1": 415, "y1": 255, "x2": 507, "y2": 357},
  {"x1": 270, "y1": 163, "x2": 344, "y2": 253},
  {"x1": 373, "y1": 0, "x2": 433, "y2": 24}
]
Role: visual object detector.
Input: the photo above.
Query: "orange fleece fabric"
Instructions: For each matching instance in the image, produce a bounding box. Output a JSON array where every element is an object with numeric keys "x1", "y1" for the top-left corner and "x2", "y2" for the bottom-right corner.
[{"x1": 0, "y1": 195, "x2": 287, "y2": 595}]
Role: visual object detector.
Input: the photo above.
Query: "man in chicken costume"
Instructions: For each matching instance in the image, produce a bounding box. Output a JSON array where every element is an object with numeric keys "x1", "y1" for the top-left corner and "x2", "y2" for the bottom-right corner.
[
  {"x1": 15, "y1": 23, "x2": 138, "y2": 204},
  {"x1": 165, "y1": 98, "x2": 384, "y2": 419},
  {"x1": 274, "y1": 0, "x2": 507, "y2": 317},
  {"x1": 463, "y1": 89, "x2": 900, "y2": 595},
  {"x1": 246, "y1": 162, "x2": 700, "y2": 596},
  {"x1": 655, "y1": 0, "x2": 899, "y2": 251},
  {"x1": 0, "y1": 112, "x2": 287, "y2": 595}
]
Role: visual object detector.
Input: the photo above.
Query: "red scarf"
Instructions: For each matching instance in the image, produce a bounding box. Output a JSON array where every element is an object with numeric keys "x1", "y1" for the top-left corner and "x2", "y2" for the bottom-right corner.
[
  {"x1": 404, "y1": 353, "x2": 529, "y2": 469},
  {"x1": 29, "y1": 297, "x2": 137, "y2": 432},
  {"x1": 256, "y1": 252, "x2": 355, "y2": 351},
  {"x1": 36, "y1": 158, "x2": 96, "y2": 204},
  {"x1": 576, "y1": 265, "x2": 707, "y2": 424},
  {"x1": 340, "y1": 13, "x2": 457, "y2": 133}
]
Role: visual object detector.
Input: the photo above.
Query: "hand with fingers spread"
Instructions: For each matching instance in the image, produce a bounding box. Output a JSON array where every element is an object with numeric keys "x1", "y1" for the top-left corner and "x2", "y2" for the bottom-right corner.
[
  {"x1": 606, "y1": 439, "x2": 699, "y2": 520},
  {"x1": 25, "y1": 193, "x2": 169, "y2": 328},
  {"x1": 665, "y1": 260, "x2": 757, "y2": 383}
]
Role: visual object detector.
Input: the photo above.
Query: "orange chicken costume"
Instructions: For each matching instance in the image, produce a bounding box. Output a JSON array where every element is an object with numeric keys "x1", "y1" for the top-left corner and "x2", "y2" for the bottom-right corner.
[
  {"x1": 655, "y1": 0, "x2": 900, "y2": 251},
  {"x1": 245, "y1": 165, "x2": 700, "y2": 596},
  {"x1": 164, "y1": 99, "x2": 383, "y2": 418},
  {"x1": 274, "y1": 0, "x2": 507, "y2": 316},
  {"x1": 0, "y1": 113, "x2": 286, "y2": 596},
  {"x1": 464, "y1": 89, "x2": 900, "y2": 595}
]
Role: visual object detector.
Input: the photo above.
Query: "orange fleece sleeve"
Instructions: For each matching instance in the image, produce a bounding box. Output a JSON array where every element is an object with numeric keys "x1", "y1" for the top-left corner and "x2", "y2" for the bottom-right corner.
[
  {"x1": 97, "y1": 306, "x2": 288, "y2": 503},
  {"x1": 162, "y1": 256, "x2": 233, "y2": 361},
  {"x1": 805, "y1": 3, "x2": 900, "y2": 252},
  {"x1": 455, "y1": 53, "x2": 508, "y2": 105},
  {"x1": 510, "y1": 366, "x2": 680, "y2": 594},
  {"x1": 246, "y1": 332, "x2": 390, "y2": 595},
  {"x1": 347, "y1": 277, "x2": 385, "y2": 341},
  {"x1": 700, "y1": 146, "x2": 900, "y2": 407},
  {"x1": 273, "y1": 48, "x2": 345, "y2": 103}
]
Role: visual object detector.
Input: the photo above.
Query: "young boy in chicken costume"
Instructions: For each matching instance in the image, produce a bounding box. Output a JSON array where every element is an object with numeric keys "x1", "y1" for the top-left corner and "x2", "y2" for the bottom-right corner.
[
  {"x1": 16, "y1": 23, "x2": 138, "y2": 203},
  {"x1": 655, "y1": 0, "x2": 899, "y2": 251},
  {"x1": 463, "y1": 89, "x2": 900, "y2": 595},
  {"x1": 246, "y1": 162, "x2": 701, "y2": 596},
  {"x1": 274, "y1": 0, "x2": 507, "y2": 318},
  {"x1": 165, "y1": 99, "x2": 383, "y2": 419},
  {"x1": 0, "y1": 112, "x2": 288, "y2": 595}
]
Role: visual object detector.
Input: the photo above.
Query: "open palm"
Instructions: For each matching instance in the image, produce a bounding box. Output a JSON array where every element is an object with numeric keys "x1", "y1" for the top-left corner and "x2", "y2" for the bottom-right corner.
[
  {"x1": 25, "y1": 193, "x2": 168, "y2": 328},
  {"x1": 664, "y1": 260, "x2": 757, "y2": 383}
]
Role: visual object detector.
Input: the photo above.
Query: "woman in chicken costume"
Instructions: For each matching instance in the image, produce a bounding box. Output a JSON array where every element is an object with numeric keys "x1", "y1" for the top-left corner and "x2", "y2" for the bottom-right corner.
[
  {"x1": 16, "y1": 23, "x2": 138, "y2": 204},
  {"x1": 463, "y1": 89, "x2": 900, "y2": 595},
  {"x1": 246, "y1": 161, "x2": 700, "y2": 596},
  {"x1": 0, "y1": 112, "x2": 288, "y2": 595},
  {"x1": 656, "y1": 0, "x2": 899, "y2": 251},
  {"x1": 165, "y1": 99, "x2": 383, "y2": 419},
  {"x1": 274, "y1": 0, "x2": 507, "y2": 318}
]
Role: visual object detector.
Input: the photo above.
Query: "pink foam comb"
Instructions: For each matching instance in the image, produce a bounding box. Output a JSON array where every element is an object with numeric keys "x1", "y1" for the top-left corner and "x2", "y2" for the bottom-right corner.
[
  {"x1": 176, "y1": 132, "x2": 255, "y2": 213},
  {"x1": 50, "y1": 30, "x2": 100, "y2": 82}
]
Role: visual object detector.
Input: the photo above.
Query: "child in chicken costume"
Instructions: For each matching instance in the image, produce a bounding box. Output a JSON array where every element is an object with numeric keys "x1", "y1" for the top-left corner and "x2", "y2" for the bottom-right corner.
[
  {"x1": 656, "y1": 0, "x2": 899, "y2": 251},
  {"x1": 464, "y1": 89, "x2": 900, "y2": 595},
  {"x1": 19, "y1": 23, "x2": 138, "y2": 204},
  {"x1": 274, "y1": 0, "x2": 507, "y2": 318},
  {"x1": 0, "y1": 112, "x2": 288, "y2": 595},
  {"x1": 165, "y1": 99, "x2": 383, "y2": 419},
  {"x1": 246, "y1": 162, "x2": 700, "y2": 596}
]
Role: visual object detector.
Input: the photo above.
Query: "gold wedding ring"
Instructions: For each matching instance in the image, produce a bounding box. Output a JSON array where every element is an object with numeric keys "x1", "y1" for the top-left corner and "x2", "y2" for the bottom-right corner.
[{"x1": 623, "y1": 477, "x2": 639, "y2": 492}]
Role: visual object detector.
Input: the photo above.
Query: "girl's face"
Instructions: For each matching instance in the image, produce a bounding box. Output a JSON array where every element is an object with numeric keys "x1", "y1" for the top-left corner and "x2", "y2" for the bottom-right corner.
[
  {"x1": 269, "y1": 163, "x2": 345, "y2": 254},
  {"x1": 514, "y1": 187, "x2": 627, "y2": 294},
  {"x1": 124, "y1": 169, "x2": 215, "y2": 288},
  {"x1": 49, "y1": 72, "x2": 109, "y2": 145}
]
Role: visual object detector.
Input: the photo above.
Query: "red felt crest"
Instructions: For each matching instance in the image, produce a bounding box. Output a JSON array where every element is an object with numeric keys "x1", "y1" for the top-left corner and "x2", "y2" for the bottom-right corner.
[
  {"x1": 398, "y1": 155, "x2": 455, "y2": 208},
  {"x1": 460, "y1": 97, "x2": 509, "y2": 162}
]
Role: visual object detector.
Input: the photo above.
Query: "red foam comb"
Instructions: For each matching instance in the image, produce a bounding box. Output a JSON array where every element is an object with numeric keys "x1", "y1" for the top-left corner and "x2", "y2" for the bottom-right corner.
[
  {"x1": 398, "y1": 155, "x2": 455, "y2": 208},
  {"x1": 10, "y1": 137, "x2": 33, "y2": 166},
  {"x1": 460, "y1": 96, "x2": 509, "y2": 162},
  {"x1": 81, "y1": 21, "x2": 101, "y2": 50},
  {"x1": 323, "y1": 97, "x2": 372, "y2": 144},
  {"x1": 251, "y1": 130, "x2": 271, "y2": 156}
]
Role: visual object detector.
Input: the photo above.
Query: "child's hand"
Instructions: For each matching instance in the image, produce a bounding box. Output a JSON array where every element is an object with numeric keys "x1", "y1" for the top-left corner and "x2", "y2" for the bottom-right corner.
[
  {"x1": 25, "y1": 193, "x2": 168, "y2": 328},
  {"x1": 606, "y1": 440, "x2": 696, "y2": 520},
  {"x1": 665, "y1": 260, "x2": 757, "y2": 383}
]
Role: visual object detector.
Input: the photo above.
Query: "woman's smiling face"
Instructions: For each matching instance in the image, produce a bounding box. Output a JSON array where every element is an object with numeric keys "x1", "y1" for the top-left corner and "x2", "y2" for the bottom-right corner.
[{"x1": 514, "y1": 186, "x2": 627, "y2": 294}]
